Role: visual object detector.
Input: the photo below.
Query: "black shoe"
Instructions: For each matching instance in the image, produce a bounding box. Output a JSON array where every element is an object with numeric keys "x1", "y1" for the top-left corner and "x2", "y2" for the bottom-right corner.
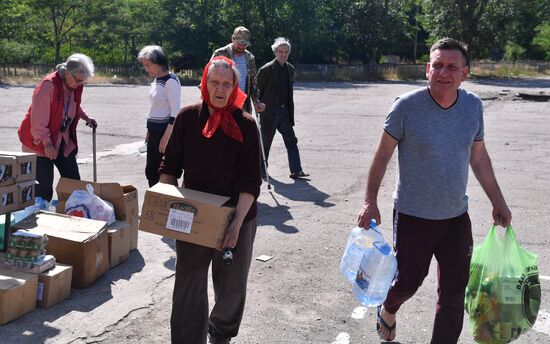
[
  {"x1": 208, "y1": 334, "x2": 231, "y2": 344},
  {"x1": 289, "y1": 171, "x2": 310, "y2": 179}
]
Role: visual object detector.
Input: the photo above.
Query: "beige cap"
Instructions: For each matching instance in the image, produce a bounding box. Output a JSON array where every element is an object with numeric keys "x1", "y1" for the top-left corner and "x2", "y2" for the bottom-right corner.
[{"x1": 232, "y1": 26, "x2": 251, "y2": 46}]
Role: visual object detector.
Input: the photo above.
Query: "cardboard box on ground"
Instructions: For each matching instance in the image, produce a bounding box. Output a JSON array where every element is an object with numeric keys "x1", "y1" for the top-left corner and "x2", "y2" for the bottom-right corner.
[
  {"x1": 107, "y1": 221, "x2": 129, "y2": 268},
  {"x1": 14, "y1": 212, "x2": 109, "y2": 288},
  {"x1": 0, "y1": 151, "x2": 36, "y2": 183},
  {"x1": 37, "y1": 263, "x2": 73, "y2": 309},
  {"x1": 0, "y1": 268, "x2": 38, "y2": 325},
  {"x1": 55, "y1": 177, "x2": 139, "y2": 251},
  {"x1": 0, "y1": 184, "x2": 18, "y2": 213},
  {"x1": 0, "y1": 155, "x2": 17, "y2": 187},
  {"x1": 16, "y1": 180, "x2": 36, "y2": 210},
  {"x1": 139, "y1": 183, "x2": 235, "y2": 250}
]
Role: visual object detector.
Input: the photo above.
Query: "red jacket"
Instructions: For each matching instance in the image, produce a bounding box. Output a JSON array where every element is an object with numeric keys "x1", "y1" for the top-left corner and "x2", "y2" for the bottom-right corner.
[{"x1": 18, "y1": 71, "x2": 84, "y2": 156}]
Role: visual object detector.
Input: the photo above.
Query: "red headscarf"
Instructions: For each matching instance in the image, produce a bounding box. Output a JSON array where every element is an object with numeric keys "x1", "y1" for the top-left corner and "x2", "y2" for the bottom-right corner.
[{"x1": 201, "y1": 56, "x2": 248, "y2": 143}]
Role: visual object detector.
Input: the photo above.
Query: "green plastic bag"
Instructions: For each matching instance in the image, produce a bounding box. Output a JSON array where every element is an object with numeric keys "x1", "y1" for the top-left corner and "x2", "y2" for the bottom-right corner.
[{"x1": 465, "y1": 225, "x2": 541, "y2": 343}]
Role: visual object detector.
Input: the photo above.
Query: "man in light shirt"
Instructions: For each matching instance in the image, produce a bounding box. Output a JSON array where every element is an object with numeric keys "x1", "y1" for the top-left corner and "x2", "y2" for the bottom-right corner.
[{"x1": 211, "y1": 26, "x2": 265, "y2": 113}]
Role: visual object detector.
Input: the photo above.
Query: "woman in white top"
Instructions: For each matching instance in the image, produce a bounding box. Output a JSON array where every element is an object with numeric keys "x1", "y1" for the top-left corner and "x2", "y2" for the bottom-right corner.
[{"x1": 138, "y1": 45, "x2": 182, "y2": 186}]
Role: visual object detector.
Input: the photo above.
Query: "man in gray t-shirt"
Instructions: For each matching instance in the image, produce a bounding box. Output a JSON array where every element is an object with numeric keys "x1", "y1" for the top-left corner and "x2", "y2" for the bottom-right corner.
[{"x1": 357, "y1": 38, "x2": 511, "y2": 343}]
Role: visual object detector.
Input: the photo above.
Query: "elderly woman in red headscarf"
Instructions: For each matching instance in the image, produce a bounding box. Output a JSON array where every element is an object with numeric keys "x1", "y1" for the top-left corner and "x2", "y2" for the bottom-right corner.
[{"x1": 159, "y1": 56, "x2": 261, "y2": 344}]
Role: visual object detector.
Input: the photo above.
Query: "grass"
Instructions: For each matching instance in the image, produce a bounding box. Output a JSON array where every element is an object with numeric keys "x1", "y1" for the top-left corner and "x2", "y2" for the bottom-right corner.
[
  {"x1": 1, "y1": 63, "x2": 548, "y2": 85},
  {"x1": 470, "y1": 63, "x2": 550, "y2": 78},
  {"x1": 0, "y1": 73, "x2": 200, "y2": 86}
]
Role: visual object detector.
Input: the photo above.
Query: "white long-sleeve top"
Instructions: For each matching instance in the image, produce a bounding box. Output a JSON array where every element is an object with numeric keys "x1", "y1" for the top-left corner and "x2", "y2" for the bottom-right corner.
[{"x1": 147, "y1": 73, "x2": 181, "y2": 123}]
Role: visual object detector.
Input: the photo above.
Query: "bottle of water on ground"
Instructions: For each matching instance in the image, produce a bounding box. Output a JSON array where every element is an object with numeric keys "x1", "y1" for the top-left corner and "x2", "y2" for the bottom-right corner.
[
  {"x1": 352, "y1": 240, "x2": 397, "y2": 307},
  {"x1": 340, "y1": 219, "x2": 383, "y2": 283},
  {"x1": 49, "y1": 199, "x2": 59, "y2": 212},
  {"x1": 12, "y1": 197, "x2": 49, "y2": 224}
]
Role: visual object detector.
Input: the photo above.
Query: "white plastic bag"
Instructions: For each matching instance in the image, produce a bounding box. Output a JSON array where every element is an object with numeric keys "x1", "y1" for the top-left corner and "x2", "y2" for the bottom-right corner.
[{"x1": 65, "y1": 184, "x2": 115, "y2": 225}]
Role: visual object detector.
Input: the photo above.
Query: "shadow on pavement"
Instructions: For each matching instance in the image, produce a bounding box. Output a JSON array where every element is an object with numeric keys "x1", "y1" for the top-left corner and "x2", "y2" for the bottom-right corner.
[
  {"x1": 108, "y1": 249, "x2": 147, "y2": 281},
  {"x1": 0, "y1": 83, "x2": 36, "y2": 89},
  {"x1": 1, "y1": 322, "x2": 61, "y2": 344},
  {"x1": 268, "y1": 177, "x2": 335, "y2": 208},
  {"x1": 469, "y1": 77, "x2": 550, "y2": 88},
  {"x1": 257, "y1": 196, "x2": 297, "y2": 234},
  {"x1": 0, "y1": 252, "x2": 148, "y2": 343},
  {"x1": 161, "y1": 236, "x2": 176, "y2": 271},
  {"x1": 5, "y1": 281, "x2": 114, "y2": 343},
  {"x1": 257, "y1": 177, "x2": 335, "y2": 234},
  {"x1": 295, "y1": 82, "x2": 370, "y2": 90}
]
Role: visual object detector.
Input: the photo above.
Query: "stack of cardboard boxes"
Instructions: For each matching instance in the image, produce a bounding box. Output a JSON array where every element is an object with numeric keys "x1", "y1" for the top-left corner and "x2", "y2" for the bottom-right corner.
[
  {"x1": 2, "y1": 164, "x2": 239, "y2": 326},
  {"x1": 0, "y1": 152, "x2": 37, "y2": 223},
  {"x1": 1, "y1": 154, "x2": 139, "y2": 325},
  {"x1": 0, "y1": 151, "x2": 41, "y2": 325},
  {"x1": 55, "y1": 178, "x2": 139, "y2": 266}
]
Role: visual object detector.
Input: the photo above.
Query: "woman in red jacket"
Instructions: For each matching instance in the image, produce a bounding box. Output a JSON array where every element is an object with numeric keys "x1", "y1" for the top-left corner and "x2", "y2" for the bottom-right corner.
[{"x1": 18, "y1": 53, "x2": 97, "y2": 201}]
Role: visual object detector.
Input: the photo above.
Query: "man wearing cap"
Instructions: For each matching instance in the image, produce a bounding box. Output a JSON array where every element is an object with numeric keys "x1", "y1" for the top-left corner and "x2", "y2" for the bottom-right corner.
[{"x1": 211, "y1": 26, "x2": 265, "y2": 113}]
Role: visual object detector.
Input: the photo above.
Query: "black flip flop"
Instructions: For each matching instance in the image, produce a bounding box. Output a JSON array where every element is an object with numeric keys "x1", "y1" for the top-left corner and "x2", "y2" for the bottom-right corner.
[{"x1": 376, "y1": 305, "x2": 396, "y2": 342}]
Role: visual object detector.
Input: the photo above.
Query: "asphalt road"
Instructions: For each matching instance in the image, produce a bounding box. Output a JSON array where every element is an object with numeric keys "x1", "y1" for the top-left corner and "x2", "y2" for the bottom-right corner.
[{"x1": 0, "y1": 77, "x2": 549, "y2": 344}]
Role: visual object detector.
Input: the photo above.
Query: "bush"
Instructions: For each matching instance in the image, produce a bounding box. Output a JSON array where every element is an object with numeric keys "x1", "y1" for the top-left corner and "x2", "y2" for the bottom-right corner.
[
  {"x1": 0, "y1": 40, "x2": 36, "y2": 64},
  {"x1": 533, "y1": 22, "x2": 550, "y2": 60},
  {"x1": 504, "y1": 42, "x2": 526, "y2": 61},
  {"x1": 417, "y1": 54, "x2": 430, "y2": 63}
]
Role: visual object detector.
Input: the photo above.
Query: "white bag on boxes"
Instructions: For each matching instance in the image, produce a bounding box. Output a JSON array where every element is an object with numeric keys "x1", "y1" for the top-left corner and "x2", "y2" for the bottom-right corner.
[{"x1": 65, "y1": 184, "x2": 115, "y2": 225}]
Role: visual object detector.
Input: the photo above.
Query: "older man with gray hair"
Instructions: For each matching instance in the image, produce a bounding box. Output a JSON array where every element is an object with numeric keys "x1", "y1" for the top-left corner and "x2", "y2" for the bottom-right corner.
[
  {"x1": 18, "y1": 53, "x2": 97, "y2": 201},
  {"x1": 257, "y1": 37, "x2": 309, "y2": 179}
]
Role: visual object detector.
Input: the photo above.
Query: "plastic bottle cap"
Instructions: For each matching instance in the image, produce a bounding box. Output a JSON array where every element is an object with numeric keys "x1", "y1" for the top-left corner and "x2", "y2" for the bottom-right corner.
[{"x1": 378, "y1": 244, "x2": 391, "y2": 255}]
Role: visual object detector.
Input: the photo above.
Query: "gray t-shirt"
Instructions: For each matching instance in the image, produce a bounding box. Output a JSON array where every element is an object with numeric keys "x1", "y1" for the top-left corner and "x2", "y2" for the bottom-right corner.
[{"x1": 383, "y1": 87, "x2": 484, "y2": 220}]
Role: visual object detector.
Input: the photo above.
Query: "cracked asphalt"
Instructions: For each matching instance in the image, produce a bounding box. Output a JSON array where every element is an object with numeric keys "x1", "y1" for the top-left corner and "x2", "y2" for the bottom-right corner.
[{"x1": 0, "y1": 77, "x2": 549, "y2": 343}]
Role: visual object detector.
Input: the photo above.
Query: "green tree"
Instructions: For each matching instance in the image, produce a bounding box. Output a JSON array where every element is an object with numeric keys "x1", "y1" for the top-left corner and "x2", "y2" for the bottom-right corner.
[
  {"x1": 420, "y1": 0, "x2": 513, "y2": 59},
  {"x1": 165, "y1": 0, "x2": 228, "y2": 67},
  {"x1": 0, "y1": 0, "x2": 38, "y2": 64},
  {"x1": 244, "y1": 0, "x2": 320, "y2": 64},
  {"x1": 346, "y1": 0, "x2": 414, "y2": 63},
  {"x1": 85, "y1": 0, "x2": 169, "y2": 65},
  {"x1": 533, "y1": 22, "x2": 550, "y2": 60},
  {"x1": 28, "y1": 0, "x2": 110, "y2": 65},
  {"x1": 504, "y1": 41, "x2": 526, "y2": 61},
  {"x1": 506, "y1": 0, "x2": 550, "y2": 59},
  {"x1": 0, "y1": 40, "x2": 35, "y2": 64}
]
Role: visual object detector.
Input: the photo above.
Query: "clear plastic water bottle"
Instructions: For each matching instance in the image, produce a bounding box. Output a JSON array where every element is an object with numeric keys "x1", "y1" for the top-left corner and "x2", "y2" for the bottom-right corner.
[
  {"x1": 13, "y1": 197, "x2": 49, "y2": 223},
  {"x1": 340, "y1": 219, "x2": 382, "y2": 283},
  {"x1": 352, "y1": 240, "x2": 397, "y2": 307},
  {"x1": 49, "y1": 199, "x2": 59, "y2": 212},
  {"x1": 35, "y1": 197, "x2": 49, "y2": 211}
]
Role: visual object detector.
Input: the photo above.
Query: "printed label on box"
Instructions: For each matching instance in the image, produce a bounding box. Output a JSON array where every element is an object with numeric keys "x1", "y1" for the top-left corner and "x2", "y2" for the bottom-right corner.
[
  {"x1": 166, "y1": 208, "x2": 194, "y2": 233},
  {"x1": 22, "y1": 162, "x2": 32, "y2": 175},
  {"x1": 37, "y1": 282, "x2": 44, "y2": 301},
  {"x1": 2, "y1": 191, "x2": 14, "y2": 206},
  {"x1": 0, "y1": 164, "x2": 13, "y2": 182}
]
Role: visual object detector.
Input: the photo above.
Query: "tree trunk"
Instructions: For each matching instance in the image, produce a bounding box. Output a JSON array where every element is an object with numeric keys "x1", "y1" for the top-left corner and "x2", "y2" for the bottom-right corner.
[
  {"x1": 124, "y1": 35, "x2": 128, "y2": 65},
  {"x1": 55, "y1": 41, "x2": 62, "y2": 66},
  {"x1": 413, "y1": 30, "x2": 418, "y2": 63}
]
